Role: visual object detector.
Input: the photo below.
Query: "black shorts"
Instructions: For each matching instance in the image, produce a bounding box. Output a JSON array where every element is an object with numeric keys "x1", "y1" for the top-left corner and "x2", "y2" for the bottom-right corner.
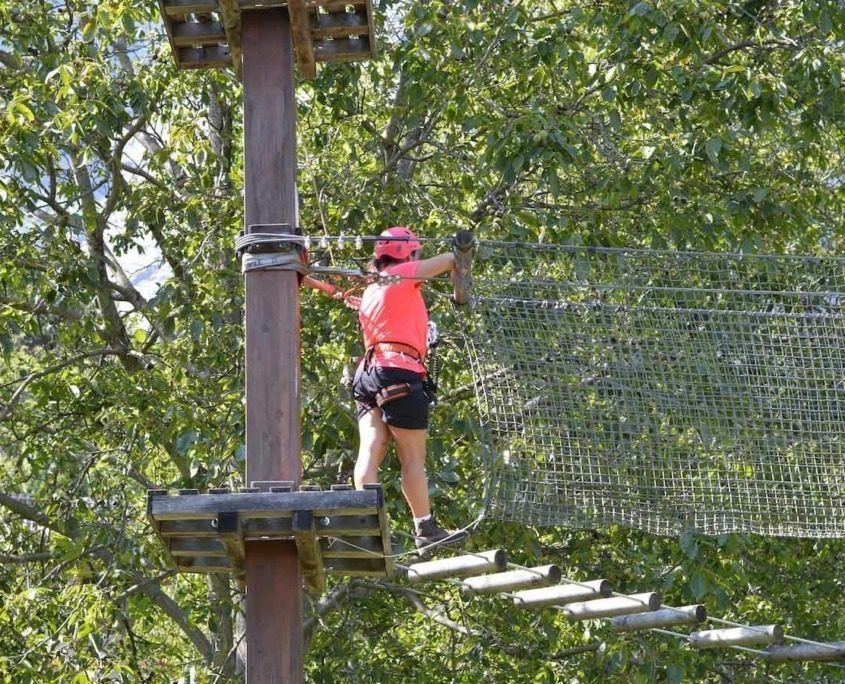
[{"x1": 351, "y1": 365, "x2": 429, "y2": 430}]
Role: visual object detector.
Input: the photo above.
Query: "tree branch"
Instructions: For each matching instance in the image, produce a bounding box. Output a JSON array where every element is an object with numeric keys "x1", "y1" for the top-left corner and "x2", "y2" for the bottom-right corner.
[
  {"x1": 703, "y1": 38, "x2": 797, "y2": 66},
  {"x1": 0, "y1": 551, "x2": 56, "y2": 564},
  {"x1": 0, "y1": 348, "x2": 126, "y2": 421}
]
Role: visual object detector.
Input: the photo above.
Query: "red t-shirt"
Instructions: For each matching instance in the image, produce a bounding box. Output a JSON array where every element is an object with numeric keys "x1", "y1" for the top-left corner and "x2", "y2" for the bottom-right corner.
[{"x1": 358, "y1": 261, "x2": 427, "y2": 374}]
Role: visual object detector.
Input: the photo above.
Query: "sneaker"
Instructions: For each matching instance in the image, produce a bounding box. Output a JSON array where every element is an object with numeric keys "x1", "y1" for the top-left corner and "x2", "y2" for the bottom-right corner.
[{"x1": 413, "y1": 517, "x2": 468, "y2": 551}]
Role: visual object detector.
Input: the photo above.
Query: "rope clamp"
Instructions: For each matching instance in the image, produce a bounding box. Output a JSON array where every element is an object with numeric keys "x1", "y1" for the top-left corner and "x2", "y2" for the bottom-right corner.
[{"x1": 237, "y1": 223, "x2": 308, "y2": 275}]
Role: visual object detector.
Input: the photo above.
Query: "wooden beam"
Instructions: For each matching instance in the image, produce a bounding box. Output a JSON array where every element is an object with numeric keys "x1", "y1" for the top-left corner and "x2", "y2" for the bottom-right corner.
[
  {"x1": 217, "y1": 0, "x2": 243, "y2": 76},
  {"x1": 177, "y1": 556, "x2": 232, "y2": 572},
  {"x1": 452, "y1": 229, "x2": 474, "y2": 305},
  {"x1": 310, "y1": 9, "x2": 369, "y2": 38},
  {"x1": 161, "y1": 0, "x2": 218, "y2": 16},
  {"x1": 309, "y1": 1, "x2": 369, "y2": 11},
  {"x1": 324, "y1": 557, "x2": 387, "y2": 575},
  {"x1": 292, "y1": 510, "x2": 326, "y2": 593},
  {"x1": 170, "y1": 20, "x2": 226, "y2": 46},
  {"x1": 312, "y1": 37, "x2": 371, "y2": 62},
  {"x1": 157, "y1": 519, "x2": 219, "y2": 537},
  {"x1": 461, "y1": 565, "x2": 560, "y2": 596},
  {"x1": 321, "y1": 535, "x2": 384, "y2": 558},
  {"x1": 316, "y1": 514, "x2": 383, "y2": 536},
  {"x1": 564, "y1": 592, "x2": 661, "y2": 621},
  {"x1": 242, "y1": 518, "x2": 295, "y2": 538},
  {"x1": 612, "y1": 605, "x2": 706, "y2": 632},
  {"x1": 689, "y1": 624, "x2": 783, "y2": 649},
  {"x1": 242, "y1": 8, "x2": 303, "y2": 683},
  {"x1": 169, "y1": 538, "x2": 228, "y2": 556},
  {"x1": 176, "y1": 45, "x2": 231, "y2": 69},
  {"x1": 240, "y1": 0, "x2": 287, "y2": 7},
  {"x1": 512, "y1": 579, "x2": 612, "y2": 609},
  {"x1": 148, "y1": 489, "x2": 382, "y2": 520},
  {"x1": 288, "y1": 0, "x2": 317, "y2": 79}
]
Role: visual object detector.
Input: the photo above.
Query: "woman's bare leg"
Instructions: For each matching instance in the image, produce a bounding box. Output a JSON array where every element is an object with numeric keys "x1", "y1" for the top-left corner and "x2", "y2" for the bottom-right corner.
[
  {"x1": 354, "y1": 410, "x2": 391, "y2": 488},
  {"x1": 389, "y1": 426, "x2": 430, "y2": 520}
]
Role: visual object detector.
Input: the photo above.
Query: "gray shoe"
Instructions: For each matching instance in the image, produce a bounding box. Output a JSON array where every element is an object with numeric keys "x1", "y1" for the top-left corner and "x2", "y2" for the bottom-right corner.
[{"x1": 413, "y1": 517, "x2": 468, "y2": 551}]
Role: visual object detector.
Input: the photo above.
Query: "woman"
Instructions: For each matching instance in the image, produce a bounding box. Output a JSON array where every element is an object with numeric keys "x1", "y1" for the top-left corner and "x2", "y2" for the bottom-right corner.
[{"x1": 351, "y1": 226, "x2": 467, "y2": 551}]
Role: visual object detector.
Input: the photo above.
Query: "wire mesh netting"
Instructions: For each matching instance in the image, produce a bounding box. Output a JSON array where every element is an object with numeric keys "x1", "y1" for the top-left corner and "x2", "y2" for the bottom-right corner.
[{"x1": 461, "y1": 242, "x2": 845, "y2": 537}]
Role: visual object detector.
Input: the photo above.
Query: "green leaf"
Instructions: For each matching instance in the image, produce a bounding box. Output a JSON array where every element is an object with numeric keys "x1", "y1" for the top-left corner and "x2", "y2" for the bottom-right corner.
[
  {"x1": 705, "y1": 136, "x2": 722, "y2": 164},
  {"x1": 690, "y1": 570, "x2": 709, "y2": 600},
  {"x1": 629, "y1": 2, "x2": 651, "y2": 17}
]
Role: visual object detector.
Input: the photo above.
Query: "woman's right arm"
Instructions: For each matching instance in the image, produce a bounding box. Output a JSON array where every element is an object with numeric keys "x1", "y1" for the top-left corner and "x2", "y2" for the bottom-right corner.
[{"x1": 413, "y1": 252, "x2": 455, "y2": 280}]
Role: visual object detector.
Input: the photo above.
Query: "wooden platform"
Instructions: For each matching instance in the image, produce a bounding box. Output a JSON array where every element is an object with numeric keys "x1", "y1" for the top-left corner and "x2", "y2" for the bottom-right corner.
[
  {"x1": 147, "y1": 483, "x2": 392, "y2": 592},
  {"x1": 157, "y1": 0, "x2": 376, "y2": 77}
]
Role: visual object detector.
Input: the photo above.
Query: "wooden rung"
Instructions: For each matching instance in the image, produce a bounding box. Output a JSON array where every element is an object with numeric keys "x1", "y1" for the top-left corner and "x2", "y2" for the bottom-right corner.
[
  {"x1": 407, "y1": 550, "x2": 507, "y2": 584},
  {"x1": 170, "y1": 20, "x2": 226, "y2": 46},
  {"x1": 331, "y1": 484, "x2": 353, "y2": 491},
  {"x1": 766, "y1": 641, "x2": 845, "y2": 662},
  {"x1": 461, "y1": 564, "x2": 560, "y2": 596},
  {"x1": 178, "y1": 489, "x2": 199, "y2": 495},
  {"x1": 513, "y1": 579, "x2": 612, "y2": 608},
  {"x1": 299, "y1": 485, "x2": 321, "y2": 492},
  {"x1": 209, "y1": 487, "x2": 230, "y2": 495},
  {"x1": 612, "y1": 605, "x2": 706, "y2": 632},
  {"x1": 564, "y1": 592, "x2": 661, "y2": 621},
  {"x1": 689, "y1": 624, "x2": 783, "y2": 649}
]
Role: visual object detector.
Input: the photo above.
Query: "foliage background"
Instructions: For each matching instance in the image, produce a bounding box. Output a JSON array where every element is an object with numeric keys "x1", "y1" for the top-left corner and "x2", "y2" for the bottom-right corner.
[{"x1": 1, "y1": 0, "x2": 845, "y2": 682}]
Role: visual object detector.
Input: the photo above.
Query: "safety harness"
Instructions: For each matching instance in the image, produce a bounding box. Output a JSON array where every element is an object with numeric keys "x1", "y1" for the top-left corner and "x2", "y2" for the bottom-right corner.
[{"x1": 366, "y1": 322, "x2": 441, "y2": 408}]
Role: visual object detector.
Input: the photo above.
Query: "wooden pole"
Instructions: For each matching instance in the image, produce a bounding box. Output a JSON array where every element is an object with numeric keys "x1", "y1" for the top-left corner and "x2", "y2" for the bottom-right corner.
[
  {"x1": 765, "y1": 641, "x2": 845, "y2": 662},
  {"x1": 512, "y1": 579, "x2": 612, "y2": 609},
  {"x1": 689, "y1": 624, "x2": 783, "y2": 649},
  {"x1": 406, "y1": 549, "x2": 507, "y2": 584},
  {"x1": 242, "y1": 8, "x2": 303, "y2": 684},
  {"x1": 461, "y1": 565, "x2": 560, "y2": 595},
  {"x1": 563, "y1": 592, "x2": 661, "y2": 621},
  {"x1": 452, "y1": 229, "x2": 474, "y2": 305},
  {"x1": 611, "y1": 605, "x2": 706, "y2": 632}
]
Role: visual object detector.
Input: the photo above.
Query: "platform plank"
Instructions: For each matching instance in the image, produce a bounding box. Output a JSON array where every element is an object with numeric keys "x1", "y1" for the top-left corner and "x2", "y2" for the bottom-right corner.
[
  {"x1": 321, "y1": 535, "x2": 384, "y2": 558},
  {"x1": 161, "y1": 0, "x2": 218, "y2": 15},
  {"x1": 149, "y1": 489, "x2": 381, "y2": 520},
  {"x1": 176, "y1": 45, "x2": 232, "y2": 69},
  {"x1": 310, "y1": 9, "x2": 369, "y2": 38},
  {"x1": 177, "y1": 556, "x2": 232, "y2": 572},
  {"x1": 313, "y1": 37, "x2": 371, "y2": 62},
  {"x1": 170, "y1": 20, "x2": 226, "y2": 46},
  {"x1": 169, "y1": 538, "x2": 228, "y2": 557}
]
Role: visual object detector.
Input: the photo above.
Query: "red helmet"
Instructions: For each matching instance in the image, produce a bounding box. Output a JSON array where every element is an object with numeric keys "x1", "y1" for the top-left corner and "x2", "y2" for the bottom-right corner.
[{"x1": 374, "y1": 226, "x2": 421, "y2": 260}]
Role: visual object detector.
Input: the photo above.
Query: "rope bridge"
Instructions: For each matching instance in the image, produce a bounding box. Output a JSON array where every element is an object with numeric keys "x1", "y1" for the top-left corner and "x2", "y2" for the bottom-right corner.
[{"x1": 461, "y1": 242, "x2": 845, "y2": 538}]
